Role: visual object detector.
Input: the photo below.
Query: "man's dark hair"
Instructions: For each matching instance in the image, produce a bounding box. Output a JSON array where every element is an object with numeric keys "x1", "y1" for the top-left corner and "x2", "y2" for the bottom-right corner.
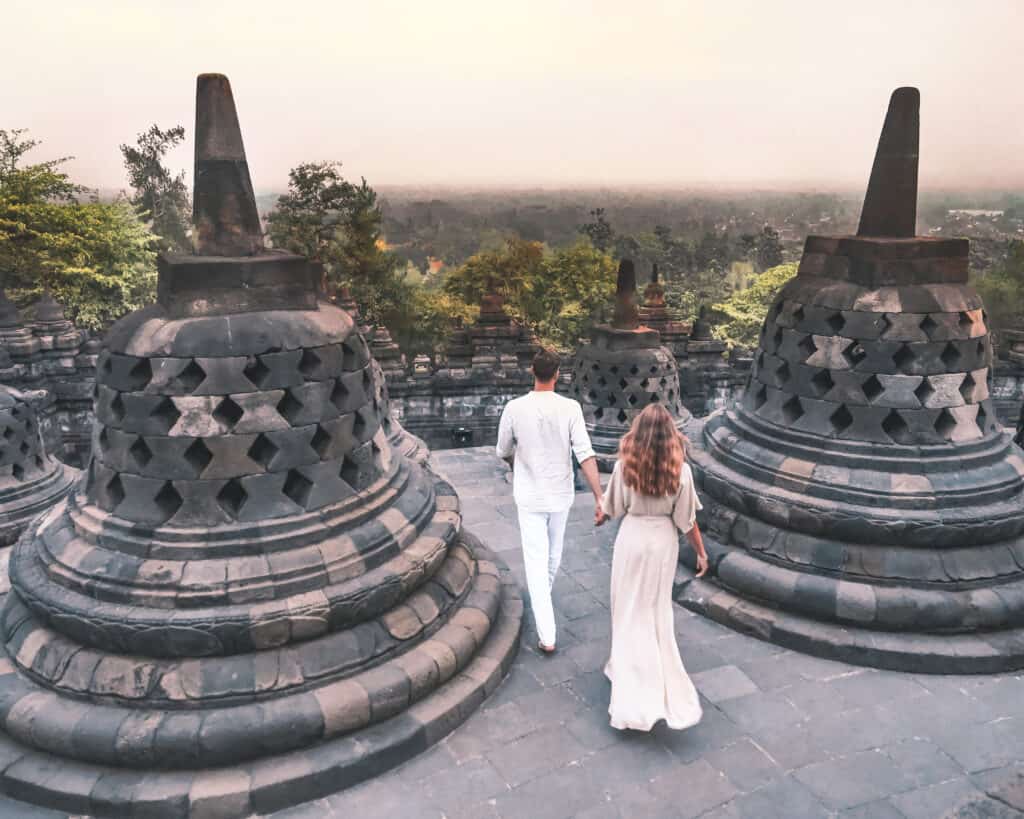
[{"x1": 532, "y1": 349, "x2": 560, "y2": 382}]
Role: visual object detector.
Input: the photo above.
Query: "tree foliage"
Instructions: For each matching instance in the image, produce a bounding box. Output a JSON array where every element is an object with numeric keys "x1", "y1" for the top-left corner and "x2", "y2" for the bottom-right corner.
[
  {"x1": 0, "y1": 129, "x2": 157, "y2": 331},
  {"x1": 443, "y1": 237, "x2": 617, "y2": 349},
  {"x1": 711, "y1": 262, "x2": 798, "y2": 350},
  {"x1": 975, "y1": 239, "x2": 1024, "y2": 334},
  {"x1": 120, "y1": 124, "x2": 190, "y2": 251}
]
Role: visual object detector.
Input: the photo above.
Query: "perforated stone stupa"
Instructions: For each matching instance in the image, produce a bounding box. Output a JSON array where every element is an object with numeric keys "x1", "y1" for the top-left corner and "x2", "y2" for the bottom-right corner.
[
  {"x1": 0, "y1": 386, "x2": 76, "y2": 551},
  {"x1": 0, "y1": 74, "x2": 520, "y2": 817},
  {"x1": 677, "y1": 88, "x2": 1024, "y2": 673},
  {"x1": 569, "y1": 259, "x2": 690, "y2": 470}
]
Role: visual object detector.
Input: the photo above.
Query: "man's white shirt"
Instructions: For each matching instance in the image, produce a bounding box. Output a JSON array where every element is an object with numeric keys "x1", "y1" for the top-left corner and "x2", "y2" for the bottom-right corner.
[{"x1": 495, "y1": 391, "x2": 596, "y2": 513}]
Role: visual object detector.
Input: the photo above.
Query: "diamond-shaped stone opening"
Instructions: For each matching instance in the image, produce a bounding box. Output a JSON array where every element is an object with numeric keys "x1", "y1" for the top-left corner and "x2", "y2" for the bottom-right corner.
[
  {"x1": 627, "y1": 393, "x2": 638, "y2": 406},
  {"x1": 977, "y1": 339, "x2": 987, "y2": 358},
  {"x1": 12, "y1": 464, "x2": 24, "y2": 481},
  {"x1": 861, "y1": 374, "x2": 884, "y2": 403},
  {"x1": 649, "y1": 393, "x2": 660, "y2": 403},
  {"x1": 960, "y1": 372, "x2": 977, "y2": 403},
  {"x1": 211, "y1": 397, "x2": 243, "y2": 431},
  {"x1": 592, "y1": 363, "x2": 601, "y2": 372},
  {"x1": 217, "y1": 478, "x2": 247, "y2": 518},
  {"x1": 128, "y1": 357, "x2": 153, "y2": 390},
  {"x1": 798, "y1": 335, "x2": 817, "y2": 361},
  {"x1": 919, "y1": 314, "x2": 939, "y2": 339},
  {"x1": 616, "y1": 409, "x2": 628, "y2": 423},
  {"x1": 248, "y1": 433, "x2": 279, "y2": 469},
  {"x1": 19, "y1": 440, "x2": 30, "y2": 456},
  {"x1": 879, "y1": 313, "x2": 893, "y2": 337},
  {"x1": 150, "y1": 397, "x2": 181, "y2": 434},
  {"x1": 893, "y1": 344, "x2": 916, "y2": 372},
  {"x1": 754, "y1": 385, "x2": 768, "y2": 410},
  {"x1": 940, "y1": 342, "x2": 962, "y2": 369},
  {"x1": 330, "y1": 379, "x2": 349, "y2": 411},
  {"x1": 934, "y1": 408, "x2": 957, "y2": 440},
  {"x1": 618, "y1": 378, "x2": 628, "y2": 390},
  {"x1": 183, "y1": 438, "x2": 213, "y2": 476},
  {"x1": 629, "y1": 365, "x2": 639, "y2": 376},
  {"x1": 311, "y1": 425, "x2": 332, "y2": 458},
  {"x1": 594, "y1": 407, "x2": 604, "y2": 420},
  {"x1": 648, "y1": 365, "x2": 658, "y2": 374},
  {"x1": 299, "y1": 348, "x2": 321, "y2": 378},
  {"x1": 781, "y1": 396, "x2": 804, "y2": 425},
  {"x1": 98, "y1": 427, "x2": 110, "y2": 452},
  {"x1": 826, "y1": 312, "x2": 846, "y2": 335},
  {"x1": 659, "y1": 377, "x2": 668, "y2": 388},
  {"x1": 276, "y1": 392, "x2": 303, "y2": 425},
  {"x1": 810, "y1": 369, "x2": 834, "y2": 397},
  {"x1": 829, "y1": 404, "x2": 854, "y2": 435},
  {"x1": 282, "y1": 469, "x2": 313, "y2": 508},
  {"x1": 882, "y1": 409, "x2": 913, "y2": 445},
  {"x1": 353, "y1": 410, "x2": 368, "y2": 441},
  {"x1": 958, "y1": 311, "x2": 973, "y2": 331},
  {"x1": 110, "y1": 393, "x2": 126, "y2": 423},
  {"x1": 101, "y1": 355, "x2": 113, "y2": 375},
  {"x1": 341, "y1": 339, "x2": 364, "y2": 370},
  {"x1": 2, "y1": 427, "x2": 12, "y2": 441},
  {"x1": 914, "y1": 378, "x2": 935, "y2": 407},
  {"x1": 597, "y1": 376, "x2": 607, "y2": 388},
  {"x1": 842, "y1": 341, "x2": 866, "y2": 368},
  {"x1": 129, "y1": 436, "x2": 153, "y2": 469},
  {"x1": 339, "y1": 456, "x2": 360, "y2": 489},
  {"x1": 587, "y1": 390, "x2": 597, "y2": 400},
  {"x1": 362, "y1": 368, "x2": 373, "y2": 394},
  {"x1": 153, "y1": 481, "x2": 183, "y2": 522},
  {"x1": 106, "y1": 474, "x2": 125, "y2": 508},
  {"x1": 609, "y1": 365, "x2": 619, "y2": 375},
  {"x1": 244, "y1": 356, "x2": 271, "y2": 388},
  {"x1": 793, "y1": 305, "x2": 806, "y2": 323},
  {"x1": 776, "y1": 361, "x2": 792, "y2": 385},
  {"x1": 756, "y1": 351, "x2": 765, "y2": 369},
  {"x1": 772, "y1": 327, "x2": 784, "y2": 351},
  {"x1": 34, "y1": 455, "x2": 44, "y2": 470},
  {"x1": 976, "y1": 404, "x2": 989, "y2": 433},
  {"x1": 175, "y1": 360, "x2": 207, "y2": 392}
]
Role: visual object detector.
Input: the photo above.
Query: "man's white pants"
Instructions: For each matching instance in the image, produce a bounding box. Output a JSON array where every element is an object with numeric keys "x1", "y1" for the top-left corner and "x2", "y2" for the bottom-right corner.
[{"x1": 517, "y1": 508, "x2": 570, "y2": 647}]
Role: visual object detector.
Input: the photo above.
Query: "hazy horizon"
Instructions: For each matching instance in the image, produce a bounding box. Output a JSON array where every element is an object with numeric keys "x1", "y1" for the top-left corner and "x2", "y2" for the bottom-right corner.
[{"x1": 6, "y1": 1, "x2": 1023, "y2": 193}]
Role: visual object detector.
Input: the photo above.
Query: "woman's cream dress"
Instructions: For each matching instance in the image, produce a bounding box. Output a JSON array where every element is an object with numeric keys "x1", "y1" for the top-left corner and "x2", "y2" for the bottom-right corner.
[{"x1": 601, "y1": 461, "x2": 703, "y2": 731}]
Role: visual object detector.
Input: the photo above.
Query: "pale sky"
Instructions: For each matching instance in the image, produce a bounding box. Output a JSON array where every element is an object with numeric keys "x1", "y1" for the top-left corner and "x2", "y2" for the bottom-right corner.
[{"x1": 4, "y1": 0, "x2": 1022, "y2": 192}]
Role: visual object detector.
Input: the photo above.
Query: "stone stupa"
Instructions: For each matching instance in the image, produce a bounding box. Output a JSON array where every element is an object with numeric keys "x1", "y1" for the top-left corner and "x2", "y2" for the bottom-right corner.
[
  {"x1": 569, "y1": 259, "x2": 690, "y2": 470},
  {"x1": 0, "y1": 74, "x2": 520, "y2": 817},
  {"x1": 677, "y1": 88, "x2": 1024, "y2": 673}
]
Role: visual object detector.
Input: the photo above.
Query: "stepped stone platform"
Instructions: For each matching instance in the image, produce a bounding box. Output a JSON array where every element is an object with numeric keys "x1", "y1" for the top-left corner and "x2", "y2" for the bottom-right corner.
[
  {"x1": 0, "y1": 74, "x2": 520, "y2": 818},
  {"x1": 675, "y1": 88, "x2": 1024, "y2": 673}
]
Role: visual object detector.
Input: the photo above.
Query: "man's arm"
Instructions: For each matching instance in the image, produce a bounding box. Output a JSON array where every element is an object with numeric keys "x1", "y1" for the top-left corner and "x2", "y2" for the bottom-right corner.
[
  {"x1": 578, "y1": 455, "x2": 602, "y2": 502},
  {"x1": 568, "y1": 403, "x2": 601, "y2": 503},
  {"x1": 495, "y1": 405, "x2": 515, "y2": 470}
]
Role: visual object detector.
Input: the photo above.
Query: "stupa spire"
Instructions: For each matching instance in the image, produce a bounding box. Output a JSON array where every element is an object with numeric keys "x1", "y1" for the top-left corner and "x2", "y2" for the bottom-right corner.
[
  {"x1": 612, "y1": 258, "x2": 640, "y2": 330},
  {"x1": 192, "y1": 73, "x2": 264, "y2": 256},
  {"x1": 857, "y1": 86, "x2": 920, "y2": 238}
]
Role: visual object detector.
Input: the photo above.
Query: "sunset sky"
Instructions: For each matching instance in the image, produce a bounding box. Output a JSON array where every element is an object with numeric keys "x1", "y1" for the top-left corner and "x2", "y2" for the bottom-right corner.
[{"x1": 5, "y1": 0, "x2": 1022, "y2": 192}]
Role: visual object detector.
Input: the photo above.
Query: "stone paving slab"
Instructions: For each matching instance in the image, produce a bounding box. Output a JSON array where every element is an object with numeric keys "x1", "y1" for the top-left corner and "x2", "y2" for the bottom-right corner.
[{"x1": 9, "y1": 446, "x2": 1024, "y2": 817}]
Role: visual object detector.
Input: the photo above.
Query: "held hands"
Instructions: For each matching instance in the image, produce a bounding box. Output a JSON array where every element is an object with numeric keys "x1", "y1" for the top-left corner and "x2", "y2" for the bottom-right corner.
[{"x1": 594, "y1": 493, "x2": 607, "y2": 527}]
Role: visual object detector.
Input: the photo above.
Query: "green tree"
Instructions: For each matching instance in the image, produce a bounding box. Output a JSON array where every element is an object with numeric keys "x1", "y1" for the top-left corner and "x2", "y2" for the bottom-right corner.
[
  {"x1": 741, "y1": 224, "x2": 785, "y2": 272},
  {"x1": 120, "y1": 124, "x2": 190, "y2": 251},
  {"x1": 712, "y1": 263, "x2": 798, "y2": 350},
  {"x1": 578, "y1": 207, "x2": 615, "y2": 252},
  {"x1": 267, "y1": 161, "x2": 399, "y2": 322},
  {"x1": 975, "y1": 239, "x2": 1024, "y2": 333},
  {"x1": 0, "y1": 130, "x2": 157, "y2": 330}
]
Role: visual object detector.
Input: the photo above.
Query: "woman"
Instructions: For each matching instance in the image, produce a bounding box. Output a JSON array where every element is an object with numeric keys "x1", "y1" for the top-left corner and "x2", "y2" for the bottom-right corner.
[{"x1": 596, "y1": 403, "x2": 709, "y2": 732}]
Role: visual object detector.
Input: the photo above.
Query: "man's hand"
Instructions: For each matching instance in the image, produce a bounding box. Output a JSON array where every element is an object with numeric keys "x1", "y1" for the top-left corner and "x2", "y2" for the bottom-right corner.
[{"x1": 594, "y1": 505, "x2": 607, "y2": 527}]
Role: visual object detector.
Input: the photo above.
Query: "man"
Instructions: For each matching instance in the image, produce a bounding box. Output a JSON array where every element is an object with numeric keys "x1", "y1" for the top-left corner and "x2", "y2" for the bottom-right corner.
[{"x1": 496, "y1": 348, "x2": 603, "y2": 654}]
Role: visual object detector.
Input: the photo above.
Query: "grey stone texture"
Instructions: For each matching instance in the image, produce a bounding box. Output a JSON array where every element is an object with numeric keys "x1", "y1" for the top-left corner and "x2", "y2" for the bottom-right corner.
[
  {"x1": 0, "y1": 74, "x2": 520, "y2": 817},
  {"x1": 677, "y1": 87, "x2": 1024, "y2": 672}
]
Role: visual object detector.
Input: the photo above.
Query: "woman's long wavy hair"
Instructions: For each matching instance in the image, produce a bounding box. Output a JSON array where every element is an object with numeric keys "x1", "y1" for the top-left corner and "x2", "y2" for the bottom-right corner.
[{"x1": 619, "y1": 403, "x2": 686, "y2": 497}]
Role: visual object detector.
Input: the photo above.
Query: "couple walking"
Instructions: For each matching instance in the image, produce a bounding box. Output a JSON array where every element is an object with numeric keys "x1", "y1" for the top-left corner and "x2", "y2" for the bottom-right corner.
[{"x1": 496, "y1": 349, "x2": 709, "y2": 732}]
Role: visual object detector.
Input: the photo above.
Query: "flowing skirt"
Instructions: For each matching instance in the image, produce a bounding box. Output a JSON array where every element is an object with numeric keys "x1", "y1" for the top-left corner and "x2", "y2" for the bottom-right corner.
[{"x1": 605, "y1": 515, "x2": 702, "y2": 731}]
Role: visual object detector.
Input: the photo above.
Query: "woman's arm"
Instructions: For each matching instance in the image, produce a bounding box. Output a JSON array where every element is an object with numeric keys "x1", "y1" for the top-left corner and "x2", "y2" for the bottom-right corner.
[{"x1": 685, "y1": 521, "x2": 710, "y2": 578}]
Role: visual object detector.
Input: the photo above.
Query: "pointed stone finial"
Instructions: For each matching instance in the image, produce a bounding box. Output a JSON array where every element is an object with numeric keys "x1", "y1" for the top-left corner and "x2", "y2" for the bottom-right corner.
[
  {"x1": 857, "y1": 87, "x2": 920, "y2": 238},
  {"x1": 193, "y1": 73, "x2": 265, "y2": 256},
  {"x1": 612, "y1": 259, "x2": 640, "y2": 330},
  {"x1": 0, "y1": 289, "x2": 20, "y2": 328},
  {"x1": 34, "y1": 291, "x2": 66, "y2": 323},
  {"x1": 651, "y1": 263, "x2": 659, "y2": 285}
]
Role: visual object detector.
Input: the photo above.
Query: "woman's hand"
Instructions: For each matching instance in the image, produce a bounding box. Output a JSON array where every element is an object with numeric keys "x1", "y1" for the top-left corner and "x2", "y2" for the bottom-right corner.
[
  {"x1": 594, "y1": 507, "x2": 608, "y2": 527},
  {"x1": 695, "y1": 552, "x2": 709, "y2": 578}
]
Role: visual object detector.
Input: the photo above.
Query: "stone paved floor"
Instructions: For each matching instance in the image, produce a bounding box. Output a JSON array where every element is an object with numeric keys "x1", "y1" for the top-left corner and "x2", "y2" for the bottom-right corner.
[{"x1": 4, "y1": 446, "x2": 1023, "y2": 818}]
